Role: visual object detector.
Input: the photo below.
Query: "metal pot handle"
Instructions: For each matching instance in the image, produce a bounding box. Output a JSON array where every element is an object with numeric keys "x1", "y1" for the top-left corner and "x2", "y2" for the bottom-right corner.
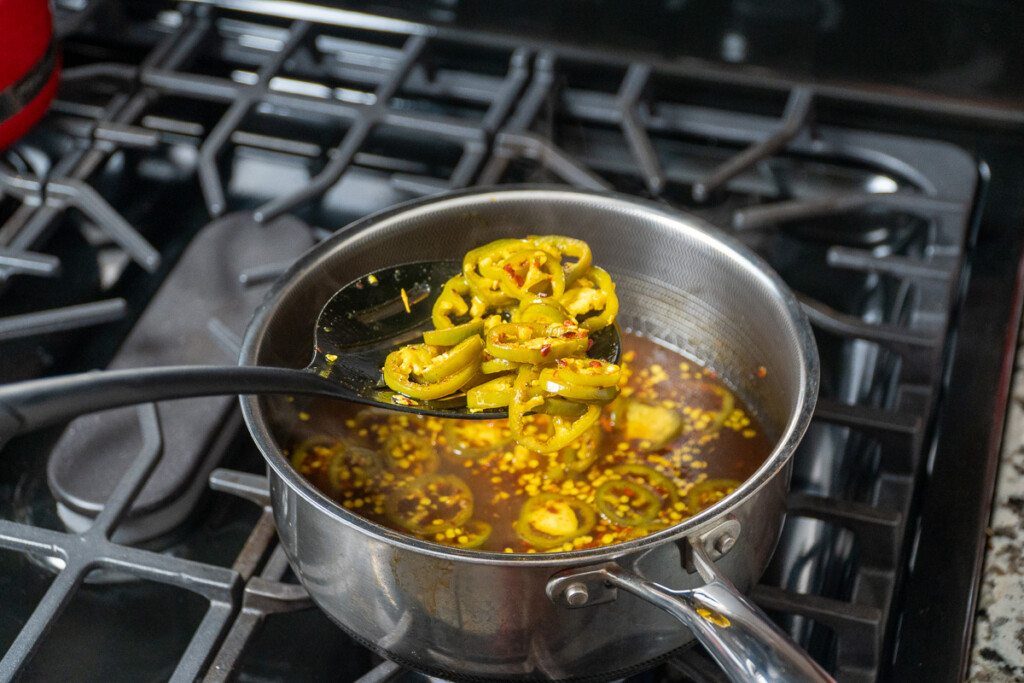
[{"x1": 547, "y1": 542, "x2": 834, "y2": 683}]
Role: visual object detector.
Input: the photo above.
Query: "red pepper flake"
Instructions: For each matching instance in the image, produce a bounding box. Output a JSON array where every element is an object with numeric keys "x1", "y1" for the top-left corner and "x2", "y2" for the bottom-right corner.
[
  {"x1": 556, "y1": 359, "x2": 568, "y2": 367},
  {"x1": 563, "y1": 319, "x2": 574, "y2": 327},
  {"x1": 757, "y1": 366, "x2": 767, "y2": 378},
  {"x1": 503, "y1": 264, "x2": 524, "y2": 287},
  {"x1": 355, "y1": 280, "x2": 364, "y2": 289},
  {"x1": 587, "y1": 338, "x2": 594, "y2": 350},
  {"x1": 540, "y1": 344, "x2": 552, "y2": 357},
  {"x1": 590, "y1": 360, "x2": 602, "y2": 368}
]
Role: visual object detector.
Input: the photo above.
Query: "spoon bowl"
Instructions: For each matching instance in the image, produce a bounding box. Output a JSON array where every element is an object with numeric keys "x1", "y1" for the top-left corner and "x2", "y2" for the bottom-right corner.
[{"x1": 310, "y1": 259, "x2": 621, "y2": 415}]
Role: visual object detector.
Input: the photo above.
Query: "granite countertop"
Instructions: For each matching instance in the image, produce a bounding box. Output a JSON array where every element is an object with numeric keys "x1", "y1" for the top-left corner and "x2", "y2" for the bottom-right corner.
[{"x1": 969, "y1": 321, "x2": 1024, "y2": 681}]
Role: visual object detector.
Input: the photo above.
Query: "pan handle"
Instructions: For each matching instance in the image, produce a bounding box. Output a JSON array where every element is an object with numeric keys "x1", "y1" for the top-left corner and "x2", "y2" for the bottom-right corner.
[{"x1": 547, "y1": 542, "x2": 834, "y2": 683}]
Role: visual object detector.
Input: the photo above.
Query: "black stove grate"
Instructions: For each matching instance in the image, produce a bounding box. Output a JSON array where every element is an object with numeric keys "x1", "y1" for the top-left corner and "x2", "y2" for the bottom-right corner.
[
  {"x1": 0, "y1": 1, "x2": 1003, "y2": 681},
  {"x1": 0, "y1": 405, "x2": 240, "y2": 682}
]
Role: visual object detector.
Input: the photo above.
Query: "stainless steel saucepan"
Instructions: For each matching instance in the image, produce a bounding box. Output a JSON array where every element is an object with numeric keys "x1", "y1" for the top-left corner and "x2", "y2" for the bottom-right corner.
[{"x1": 239, "y1": 187, "x2": 828, "y2": 682}]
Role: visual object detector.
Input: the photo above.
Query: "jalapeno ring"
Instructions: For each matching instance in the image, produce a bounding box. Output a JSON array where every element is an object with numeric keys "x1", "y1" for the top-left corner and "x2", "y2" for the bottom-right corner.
[
  {"x1": 328, "y1": 445, "x2": 382, "y2": 493},
  {"x1": 462, "y1": 239, "x2": 528, "y2": 306},
  {"x1": 485, "y1": 322, "x2": 589, "y2": 364},
  {"x1": 490, "y1": 249, "x2": 566, "y2": 301},
  {"x1": 610, "y1": 464, "x2": 680, "y2": 506},
  {"x1": 290, "y1": 434, "x2": 342, "y2": 473},
  {"x1": 537, "y1": 368, "x2": 621, "y2": 403},
  {"x1": 423, "y1": 319, "x2": 483, "y2": 346},
  {"x1": 383, "y1": 344, "x2": 479, "y2": 400},
  {"x1": 443, "y1": 419, "x2": 511, "y2": 460},
  {"x1": 560, "y1": 266, "x2": 618, "y2": 331},
  {"x1": 515, "y1": 493, "x2": 597, "y2": 550},
  {"x1": 595, "y1": 479, "x2": 662, "y2": 526},
  {"x1": 466, "y1": 373, "x2": 516, "y2": 410},
  {"x1": 530, "y1": 235, "x2": 593, "y2": 286},
  {"x1": 382, "y1": 431, "x2": 440, "y2": 476},
  {"x1": 549, "y1": 357, "x2": 621, "y2": 387},
  {"x1": 687, "y1": 479, "x2": 741, "y2": 513},
  {"x1": 509, "y1": 368, "x2": 602, "y2": 453},
  {"x1": 416, "y1": 335, "x2": 484, "y2": 384},
  {"x1": 386, "y1": 474, "x2": 473, "y2": 534}
]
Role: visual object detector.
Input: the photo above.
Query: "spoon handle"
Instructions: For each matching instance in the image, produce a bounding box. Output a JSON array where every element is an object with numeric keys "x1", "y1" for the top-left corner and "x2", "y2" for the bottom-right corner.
[{"x1": 0, "y1": 365, "x2": 357, "y2": 437}]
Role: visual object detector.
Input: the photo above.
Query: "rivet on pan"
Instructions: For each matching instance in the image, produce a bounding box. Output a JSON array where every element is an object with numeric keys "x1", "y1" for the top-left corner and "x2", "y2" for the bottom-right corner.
[
  {"x1": 564, "y1": 582, "x2": 590, "y2": 606},
  {"x1": 713, "y1": 534, "x2": 736, "y2": 556}
]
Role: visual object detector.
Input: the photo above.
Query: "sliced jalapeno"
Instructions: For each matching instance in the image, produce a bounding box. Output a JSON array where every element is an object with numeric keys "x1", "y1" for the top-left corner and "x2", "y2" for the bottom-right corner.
[
  {"x1": 555, "y1": 423, "x2": 602, "y2": 473},
  {"x1": 489, "y1": 249, "x2": 566, "y2": 301},
  {"x1": 535, "y1": 398, "x2": 588, "y2": 418},
  {"x1": 328, "y1": 445, "x2": 382, "y2": 493},
  {"x1": 386, "y1": 474, "x2": 473, "y2": 534},
  {"x1": 485, "y1": 322, "x2": 589, "y2": 364},
  {"x1": 383, "y1": 343, "x2": 478, "y2": 400},
  {"x1": 381, "y1": 235, "x2": 620, "y2": 455},
  {"x1": 550, "y1": 357, "x2": 621, "y2": 387},
  {"x1": 466, "y1": 373, "x2": 516, "y2": 410},
  {"x1": 530, "y1": 235, "x2": 593, "y2": 286},
  {"x1": 687, "y1": 479, "x2": 741, "y2": 513},
  {"x1": 514, "y1": 298, "x2": 572, "y2": 325},
  {"x1": 480, "y1": 357, "x2": 523, "y2": 374},
  {"x1": 432, "y1": 275, "x2": 473, "y2": 329},
  {"x1": 382, "y1": 431, "x2": 440, "y2": 476},
  {"x1": 560, "y1": 266, "x2": 618, "y2": 331},
  {"x1": 623, "y1": 400, "x2": 683, "y2": 450},
  {"x1": 509, "y1": 368, "x2": 602, "y2": 453},
  {"x1": 595, "y1": 479, "x2": 662, "y2": 526},
  {"x1": 423, "y1": 319, "x2": 483, "y2": 346},
  {"x1": 462, "y1": 238, "x2": 528, "y2": 306},
  {"x1": 515, "y1": 493, "x2": 597, "y2": 550},
  {"x1": 537, "y1": 368, "x2": 621, "y2": 403},
  {"x1": 610, "y1": 464, "x2": 680, "y2": 506},
  {"x1": 416, "y1": 335, "x2": 484, "y2": 383},
  {"x1": 443, "y1": 419, "x2": 511, "y2": 461},
  {"x1": 290, "y1": 435, "x2": 342, "y2": 473}
]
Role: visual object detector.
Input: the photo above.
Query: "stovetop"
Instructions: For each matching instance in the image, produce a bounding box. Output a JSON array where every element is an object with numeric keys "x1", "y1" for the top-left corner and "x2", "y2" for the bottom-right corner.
[{"x1": 2, "y1": 1, "x2": 1024, "y2": 682}]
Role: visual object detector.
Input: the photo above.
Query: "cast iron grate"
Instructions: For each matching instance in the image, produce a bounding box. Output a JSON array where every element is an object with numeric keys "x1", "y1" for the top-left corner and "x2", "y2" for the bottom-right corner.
[{"x1": 0, "y1": 405, "x2": 241, "y2": 682}]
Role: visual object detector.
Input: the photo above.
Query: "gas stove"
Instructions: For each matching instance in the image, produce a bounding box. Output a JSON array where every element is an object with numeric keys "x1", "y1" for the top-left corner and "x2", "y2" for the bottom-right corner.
[{"x1": 2, "y1": 1, "x2": 1023, "y2": 681}]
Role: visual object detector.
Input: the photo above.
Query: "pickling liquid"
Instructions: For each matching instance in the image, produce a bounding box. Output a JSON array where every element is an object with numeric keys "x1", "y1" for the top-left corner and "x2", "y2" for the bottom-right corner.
[{"x1": 284, "y1": 333, "x2": 772, "y2": 553}]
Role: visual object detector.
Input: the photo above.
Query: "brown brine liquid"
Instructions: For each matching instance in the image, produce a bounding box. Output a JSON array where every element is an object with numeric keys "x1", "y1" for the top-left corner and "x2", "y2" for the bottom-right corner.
[{"x1": 284, "y1": 333, "x2": 771, "y2": 553}]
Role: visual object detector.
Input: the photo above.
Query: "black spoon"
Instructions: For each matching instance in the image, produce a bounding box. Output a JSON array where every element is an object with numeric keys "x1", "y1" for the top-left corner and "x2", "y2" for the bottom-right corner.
[{"x1": 0, "y1": 260, "x2": 621, "y2": 437}]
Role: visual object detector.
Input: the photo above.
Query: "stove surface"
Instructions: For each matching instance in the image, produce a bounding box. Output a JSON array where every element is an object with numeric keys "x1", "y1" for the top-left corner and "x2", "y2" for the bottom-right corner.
[{"x1": 2, "y1": 2, "x2": 1024, "y2": 682}]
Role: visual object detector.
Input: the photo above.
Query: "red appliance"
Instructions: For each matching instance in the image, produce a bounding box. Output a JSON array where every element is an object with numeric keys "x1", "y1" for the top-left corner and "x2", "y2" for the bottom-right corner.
[{"x1": 0, "y1": 0, "x2": 59, "y2": 149}]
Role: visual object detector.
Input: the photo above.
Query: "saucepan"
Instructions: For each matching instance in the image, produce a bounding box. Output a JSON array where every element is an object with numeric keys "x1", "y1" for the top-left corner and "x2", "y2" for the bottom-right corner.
[{"x1": 239, "y1": 187, "x2": 827, "y2": 682}]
